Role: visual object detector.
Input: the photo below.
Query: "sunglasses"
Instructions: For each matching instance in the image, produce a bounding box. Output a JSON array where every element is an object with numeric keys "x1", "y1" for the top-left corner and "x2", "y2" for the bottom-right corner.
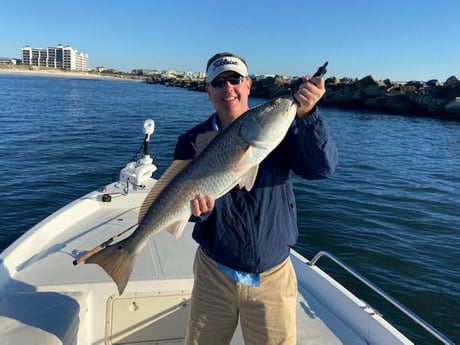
[{"x1": 210, "y1": 74, "x2": 245, "y2": 88}]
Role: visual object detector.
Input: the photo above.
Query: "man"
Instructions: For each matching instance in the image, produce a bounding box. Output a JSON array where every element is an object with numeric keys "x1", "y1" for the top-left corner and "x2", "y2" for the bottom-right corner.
[{"x1": 174, "y1": 52, "x2": 338, "y2": 345}]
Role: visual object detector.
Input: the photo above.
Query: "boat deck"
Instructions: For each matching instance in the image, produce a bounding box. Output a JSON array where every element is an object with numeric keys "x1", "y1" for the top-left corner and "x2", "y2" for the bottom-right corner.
[{"x1": 0, "y1": 179, "x2": 414, "y2": 345}]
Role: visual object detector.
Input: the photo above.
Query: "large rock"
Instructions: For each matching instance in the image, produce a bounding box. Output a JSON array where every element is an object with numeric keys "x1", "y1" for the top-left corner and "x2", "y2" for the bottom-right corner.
[
  {"x1": 445, "y1": 97, "x2": 460, "y2": 115},
  {"x1": 383, "y1": 94, "x2": 415, "y2": 114},
  {"x1": 355, "y1": 75, "x2": 386, "y2": 97},
  {"x1": 445, "y1": 75, "x2": 460, "y2": 87},
  {"x1": 407, "y1": 94, "x2": 448, "y2": 114}
]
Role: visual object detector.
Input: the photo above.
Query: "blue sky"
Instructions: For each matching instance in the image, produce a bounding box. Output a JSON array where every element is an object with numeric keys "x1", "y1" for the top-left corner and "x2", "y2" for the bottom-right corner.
[{"x1": 1, "y1": 0, "x2": 459, "y2": 82}]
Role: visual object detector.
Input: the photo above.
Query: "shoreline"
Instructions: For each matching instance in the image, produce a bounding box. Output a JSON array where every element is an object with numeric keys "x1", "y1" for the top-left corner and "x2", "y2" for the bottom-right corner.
[
  {"x1": 3, "y1": 66, "x2": 459, "y2": 120},
  {"x1": 0, "y1": 67, "x2": 144, "y2": 82}
]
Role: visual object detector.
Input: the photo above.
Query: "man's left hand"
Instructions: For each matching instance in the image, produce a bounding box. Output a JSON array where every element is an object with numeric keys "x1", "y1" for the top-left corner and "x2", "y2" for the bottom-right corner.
[{"x1": 294, "y1": 76, "x2": 326, "y2": 118}]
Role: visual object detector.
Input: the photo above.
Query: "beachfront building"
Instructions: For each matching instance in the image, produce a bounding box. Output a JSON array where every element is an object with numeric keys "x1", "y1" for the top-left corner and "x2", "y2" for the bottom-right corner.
[
  {"x1": 0, "y1": 57, "x2": 19, "y2": 65},
  {"x1": 22, "y1": 44, "x2": 89, "y2": 72}
]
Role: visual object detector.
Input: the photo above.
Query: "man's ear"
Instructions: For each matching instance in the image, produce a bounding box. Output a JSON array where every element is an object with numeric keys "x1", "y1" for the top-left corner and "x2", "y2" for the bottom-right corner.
[{"x1": 246, "y1": 78, "x2": 252, "y2": 95}]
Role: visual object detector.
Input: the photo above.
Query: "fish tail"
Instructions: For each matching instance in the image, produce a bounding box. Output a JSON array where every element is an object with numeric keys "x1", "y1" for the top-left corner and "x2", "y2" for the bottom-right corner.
[{"x1": 84, "y1": 240, "x2": 137, "y2": 295}]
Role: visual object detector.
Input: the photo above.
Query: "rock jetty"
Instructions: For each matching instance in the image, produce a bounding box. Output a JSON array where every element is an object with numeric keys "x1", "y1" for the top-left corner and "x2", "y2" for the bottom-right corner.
[
  {"x1": 320, "y1": 75, "x2": 460, "y2": 120},
  {"x1": 146, "y1": 74, "x2": 460, "y2": 120}
]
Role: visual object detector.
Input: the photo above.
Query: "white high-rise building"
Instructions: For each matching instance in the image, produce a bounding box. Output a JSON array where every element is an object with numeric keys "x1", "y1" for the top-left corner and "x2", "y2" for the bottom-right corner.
[{"x1": 22, "y1": 44, "x2": 89, "y2": 72}]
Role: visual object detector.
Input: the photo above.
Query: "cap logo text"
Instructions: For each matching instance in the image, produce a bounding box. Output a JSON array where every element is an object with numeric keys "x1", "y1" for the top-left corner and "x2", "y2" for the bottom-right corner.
[{"x1": 212, "y1": 58, "x2": 238, "y2": 71}]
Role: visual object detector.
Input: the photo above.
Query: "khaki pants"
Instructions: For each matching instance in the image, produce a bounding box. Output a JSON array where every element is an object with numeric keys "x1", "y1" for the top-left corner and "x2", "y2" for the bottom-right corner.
[{"x1": 185, "y1": 248, "x2": 297, "y2": 345}]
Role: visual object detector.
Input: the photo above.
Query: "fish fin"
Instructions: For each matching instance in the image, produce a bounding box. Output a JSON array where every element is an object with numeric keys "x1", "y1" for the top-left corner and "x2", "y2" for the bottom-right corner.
[
  {"x1": 237, "y1": 165, "x2": 259, "y2": 191},
  {"x1": 193, "y1": 131, "x2": 219, "y2": 156},
  {"x1": 85, "y1": 240, "x2": 137, "y2": 295},
  {"x1": 138, "y1": 159, "x2": 192, "y2": 222},
  {"x1": 233, "y1": 146, "x2": 254, "y2": 173},
  {"x1": 166, "y1": 217, "x2": 189, "y2": 239}
]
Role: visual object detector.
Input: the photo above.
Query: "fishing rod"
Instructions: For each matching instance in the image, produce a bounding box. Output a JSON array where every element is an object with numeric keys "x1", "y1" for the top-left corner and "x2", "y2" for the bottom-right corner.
[
  {"x1": 72, "y1": 223, "x2": 138, "y2": 265},
  {"x1": 270, "y1": 61, "x2": 328, "y2": 98},
  {"x1": 288, "y1": 61, "x2": 328, "y2": 90}
]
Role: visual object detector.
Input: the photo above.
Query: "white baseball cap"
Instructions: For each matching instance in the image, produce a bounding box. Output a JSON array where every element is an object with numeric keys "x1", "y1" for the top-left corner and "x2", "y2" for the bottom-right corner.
[{"x1": 206, "y1": 56, "x2": 248, "y2": 83}]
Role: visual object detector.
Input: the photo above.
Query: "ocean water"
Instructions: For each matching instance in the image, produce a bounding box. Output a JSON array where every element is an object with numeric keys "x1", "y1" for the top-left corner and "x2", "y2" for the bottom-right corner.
[{"x1": 0, "y1": 74, "x2": 458, "y2": 344}]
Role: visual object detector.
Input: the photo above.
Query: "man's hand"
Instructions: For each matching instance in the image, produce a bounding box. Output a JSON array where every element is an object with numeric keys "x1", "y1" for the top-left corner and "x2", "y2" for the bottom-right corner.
[
  {"x1": 294, "y1": 76, "x2": 326, "y2": 118},
  {"x1": 192, "y1": 194, "x2": 215, "y2": 217}
]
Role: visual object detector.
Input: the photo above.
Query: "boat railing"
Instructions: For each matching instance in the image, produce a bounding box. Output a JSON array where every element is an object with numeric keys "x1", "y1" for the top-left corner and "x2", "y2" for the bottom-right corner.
[{"x1": 309, "y1": 251, "x2": 455, "y2": 345}]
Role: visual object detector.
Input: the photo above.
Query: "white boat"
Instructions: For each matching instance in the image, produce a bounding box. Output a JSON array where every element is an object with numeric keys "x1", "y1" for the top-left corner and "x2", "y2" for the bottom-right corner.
[{"x1": 0, "y1": 120, "x2": 454, "y2": 345}]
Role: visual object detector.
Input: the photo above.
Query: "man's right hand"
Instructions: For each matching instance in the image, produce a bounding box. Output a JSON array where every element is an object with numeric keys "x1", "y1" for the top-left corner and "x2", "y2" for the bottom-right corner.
[{"x1": 192, "y1": 194, "x2": 215, "y2": 217}]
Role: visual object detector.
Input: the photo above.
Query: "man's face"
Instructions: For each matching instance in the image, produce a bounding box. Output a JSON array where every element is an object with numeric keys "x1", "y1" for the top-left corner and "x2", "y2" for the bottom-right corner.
[{"x1": 206, "y1": 71, "x2": 252, "y2": 128}]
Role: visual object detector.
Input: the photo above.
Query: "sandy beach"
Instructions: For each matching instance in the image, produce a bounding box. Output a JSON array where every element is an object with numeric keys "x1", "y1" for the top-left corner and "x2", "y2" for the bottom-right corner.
[{"x1": 0, "y1": 66, "x2": 145, "y2": 82}]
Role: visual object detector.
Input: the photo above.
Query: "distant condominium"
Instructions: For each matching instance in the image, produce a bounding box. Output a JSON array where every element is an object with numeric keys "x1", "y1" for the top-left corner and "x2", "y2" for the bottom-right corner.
[{"x1": 22, "y1": 44, "x2": 89, "y2": 72}]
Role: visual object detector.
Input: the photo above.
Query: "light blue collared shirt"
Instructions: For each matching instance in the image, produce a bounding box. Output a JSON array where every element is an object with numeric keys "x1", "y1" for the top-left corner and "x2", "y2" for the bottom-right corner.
[{"x1": 218, "y1": 263, "x2": 261, "y2": 287}]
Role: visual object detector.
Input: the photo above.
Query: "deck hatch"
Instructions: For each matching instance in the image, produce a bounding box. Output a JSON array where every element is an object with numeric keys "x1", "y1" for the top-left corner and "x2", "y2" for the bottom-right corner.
[{"x1": 106, "y1": 289, "x2": 191, "y2": 344}]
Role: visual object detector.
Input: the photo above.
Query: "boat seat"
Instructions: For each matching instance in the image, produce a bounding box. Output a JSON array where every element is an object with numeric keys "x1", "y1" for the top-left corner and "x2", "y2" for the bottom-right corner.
[{"x1": 0, "y1": 290, "x2": 85, "y2": 345}]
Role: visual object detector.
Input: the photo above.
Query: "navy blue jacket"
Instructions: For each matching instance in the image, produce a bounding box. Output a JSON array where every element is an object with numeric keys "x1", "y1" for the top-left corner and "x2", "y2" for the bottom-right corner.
[{"x1": 174, "y1": 109, "x2": 338, "y2": 273}]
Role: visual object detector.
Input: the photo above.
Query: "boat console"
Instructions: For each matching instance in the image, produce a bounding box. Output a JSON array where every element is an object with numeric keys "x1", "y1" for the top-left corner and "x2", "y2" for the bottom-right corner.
[{"x1": 119, "y1": 119, "x2": 157, "y2": 188}]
